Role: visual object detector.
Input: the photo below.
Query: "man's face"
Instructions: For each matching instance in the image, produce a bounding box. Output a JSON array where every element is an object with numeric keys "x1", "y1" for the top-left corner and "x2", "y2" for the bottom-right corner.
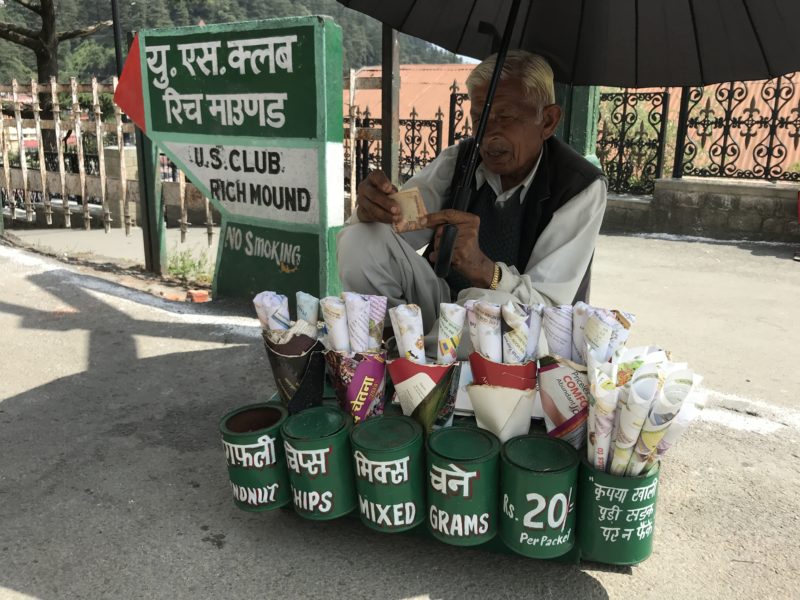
[{"x1": 469, "y1": 78, "x2": 560, "y2": 189}]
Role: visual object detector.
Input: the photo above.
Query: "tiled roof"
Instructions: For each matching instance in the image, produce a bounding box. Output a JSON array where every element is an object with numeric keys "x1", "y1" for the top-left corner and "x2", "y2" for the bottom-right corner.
[{"x1": 344, "y1": 63, "x2": 475, "y2": 143}]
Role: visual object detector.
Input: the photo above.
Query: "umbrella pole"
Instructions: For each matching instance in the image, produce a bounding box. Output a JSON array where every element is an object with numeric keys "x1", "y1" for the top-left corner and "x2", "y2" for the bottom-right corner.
[{"x1": 434, "y1": 0, "x2": 523, "y2": 278}]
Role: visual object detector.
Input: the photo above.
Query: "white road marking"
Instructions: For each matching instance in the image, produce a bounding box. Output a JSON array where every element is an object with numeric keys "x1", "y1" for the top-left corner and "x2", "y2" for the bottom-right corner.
[{"x1": 697, "y1": 386, "x2": 800, "y2": 434}]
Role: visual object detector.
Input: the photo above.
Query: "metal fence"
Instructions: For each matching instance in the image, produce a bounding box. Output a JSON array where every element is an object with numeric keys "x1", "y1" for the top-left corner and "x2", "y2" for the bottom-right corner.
[
  {"x1": 596, "y1": 90, "x2": 670, "y2": 195},
  {"x1": 344, "y1": 106, "x2": 443, "y2": 188},
  {"x1": 680, "y1": 74, "x2": 800, "y2": 181},
  {"x1": 1, "y1": 77, "x2": 216, "y2": 241},
  {"x1": 599, "y1": 74, "x2": 800, "y2": 193}
]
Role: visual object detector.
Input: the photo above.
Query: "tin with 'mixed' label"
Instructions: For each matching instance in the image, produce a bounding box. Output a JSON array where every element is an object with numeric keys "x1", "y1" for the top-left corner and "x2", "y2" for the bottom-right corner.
[
  {"x1": 281, "y1": 405, "x2": 356, "y2": 520},
  {"x1": 350, "y1": 416, "x2": 425, "y2": 532},
  {"x1": 218, "y1": 403, "x2": 291, "y2": 511},
  {"x1": 426, "y1": 426, "x2": 500, "y2": 546},
  {"x1": 499, "y1": 434, "x2": 579, "y2": 559}
]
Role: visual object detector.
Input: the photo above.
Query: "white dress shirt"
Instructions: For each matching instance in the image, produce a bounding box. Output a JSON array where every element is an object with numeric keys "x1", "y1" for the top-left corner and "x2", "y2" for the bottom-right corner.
[{"x1": 399, "y1": 141, "x2": 607, "y2": 307}]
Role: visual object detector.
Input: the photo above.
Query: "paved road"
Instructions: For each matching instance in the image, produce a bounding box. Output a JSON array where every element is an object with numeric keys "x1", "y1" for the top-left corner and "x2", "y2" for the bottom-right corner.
[{"x1": 1, "y1": 232, "x2": 799, "y2": 599}]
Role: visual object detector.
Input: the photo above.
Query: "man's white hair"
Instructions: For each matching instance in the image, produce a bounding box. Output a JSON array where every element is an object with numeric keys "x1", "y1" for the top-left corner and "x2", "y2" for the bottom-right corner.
[{"x1": 466, "y1": 50, "x2": 555, "y2": 118}]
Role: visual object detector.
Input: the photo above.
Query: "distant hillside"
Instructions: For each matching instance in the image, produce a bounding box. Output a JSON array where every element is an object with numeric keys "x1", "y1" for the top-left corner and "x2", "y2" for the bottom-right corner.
[{"x1": 0, "y1": 0, "x2": 461, "y2": 82}]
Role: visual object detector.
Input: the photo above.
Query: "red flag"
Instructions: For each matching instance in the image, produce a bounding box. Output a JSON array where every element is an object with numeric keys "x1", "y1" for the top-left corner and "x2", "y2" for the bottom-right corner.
[{"x1": 113, "y1": 34, "x2": 146, "y2": 133}]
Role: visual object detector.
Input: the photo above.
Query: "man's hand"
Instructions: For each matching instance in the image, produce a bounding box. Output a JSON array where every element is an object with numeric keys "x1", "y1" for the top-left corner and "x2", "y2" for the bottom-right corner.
[
  {"x1": 356, "y1": 170, "x2": 401, "y2": 224},
  {"x1": 423, "y1": 209, "x2": 496, "y2": 288}
]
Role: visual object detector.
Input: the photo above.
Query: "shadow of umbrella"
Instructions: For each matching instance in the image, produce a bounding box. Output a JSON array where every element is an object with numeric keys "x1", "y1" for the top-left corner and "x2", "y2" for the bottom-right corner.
[{"x1": 0, "y1": 267, "x2": 616, "y2": 598}]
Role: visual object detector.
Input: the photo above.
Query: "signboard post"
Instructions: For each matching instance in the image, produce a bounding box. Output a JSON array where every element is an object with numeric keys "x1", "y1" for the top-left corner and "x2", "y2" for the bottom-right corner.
[{"x1": 137, "y1": 17, "x2": 344, "y2": 303}]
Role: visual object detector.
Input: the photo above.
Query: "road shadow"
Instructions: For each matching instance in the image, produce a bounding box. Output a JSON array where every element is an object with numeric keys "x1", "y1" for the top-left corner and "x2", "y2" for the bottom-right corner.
[{"x1": 0, "y1": 268, "x2": 612, "y2": 600}]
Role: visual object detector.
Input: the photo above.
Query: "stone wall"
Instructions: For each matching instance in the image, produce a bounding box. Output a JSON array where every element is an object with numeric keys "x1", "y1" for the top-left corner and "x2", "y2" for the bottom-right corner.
[{"x1": 601, "y1": 178, "x2": 800, "y2": 242}]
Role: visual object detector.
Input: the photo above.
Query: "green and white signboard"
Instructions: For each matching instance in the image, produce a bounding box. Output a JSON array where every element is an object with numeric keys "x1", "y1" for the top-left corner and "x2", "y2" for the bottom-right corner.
[{"x1": 138, "y1": 17, "x2": 344, "y2": 301}]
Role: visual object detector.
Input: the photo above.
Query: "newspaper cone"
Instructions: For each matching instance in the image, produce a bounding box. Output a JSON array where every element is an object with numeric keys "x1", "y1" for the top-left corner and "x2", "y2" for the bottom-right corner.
[
  {"x1": 607, "y1": 310, "x2": 636, "y2": 360},
  {"x1": 584, "y1": 309, "x2": 619, "y2": 364},
  {"x1": 296, "y1": 291, "x2": 320, "y2": 325},
  {"x1": 389, "y1": 304, "x2": 426, "y2": 364},
  {"x1": 366, "y1": 295, "x2": 387, "y2": 353},
  {"x1": 537, "y1": 356, "x2": 590, "y2": 450},
  {"x1": 474, "y1": 301, "x2": 503, "y2": 362},
  {"x1": 464, "y1": 299, "x2": 480, "y2": 356},
  {"x1": 324, "y1": 350, "x2": 387, "y2": 423},
  {"x1": 501, "y1": 301, "x2": 531, "y2": 365},
  {"x1": 609, "y1": 364, "x2": 662, "y2": 475},
  {"x1": 467, "y1": 384, "x2": 535, "y2": 443},
  {"x1": 571, "y1": 302, "x2": 593, "y2": 365},
  {"x1": 253, "y1": 291, "x2": 291, "y2": 331},
  {"x1": 343, "y1": 292, "x2": 371, "y2": 353},
  {"x1": 526, "y1": 303, "x2": 544, "y2": 361},
  {"x1": 320, "y1": 296, "x2": 350, "y2": 352},
  {"x1": 543, "y1": 304, "x2": 573, "y2": 360},
  {"x1": 437, "y1": 303, "x2": 466, "y2": 365}
]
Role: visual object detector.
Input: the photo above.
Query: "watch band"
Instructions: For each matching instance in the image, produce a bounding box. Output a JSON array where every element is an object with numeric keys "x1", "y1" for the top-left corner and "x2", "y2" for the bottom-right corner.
[{"x1": 489, "y1": 263, "x2": 501, "y2": 290}]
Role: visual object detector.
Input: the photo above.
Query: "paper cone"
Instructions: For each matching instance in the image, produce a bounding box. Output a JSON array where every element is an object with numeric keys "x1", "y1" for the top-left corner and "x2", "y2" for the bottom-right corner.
[
  {"x1": 467, "y1": 384, "x2": 535, "y2": 443},
  {"x1": 538, "y1": 356, "x2": 590, "y2": 450},
  {"x1": 468, "y1": 352, "x2": 537, "y2": 390},
  {"x1": 263, "y1": 332, "x2": 325, "y2": 413},
  {"x1": 324, "y1": 350, "x2": 387, "y2": 423},
  {"x1": 387, "y1": 358, "x2": 459, "y2": 433}
]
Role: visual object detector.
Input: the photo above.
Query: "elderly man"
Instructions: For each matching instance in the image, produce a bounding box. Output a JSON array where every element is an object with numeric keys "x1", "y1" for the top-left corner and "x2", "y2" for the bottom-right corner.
[{"x1": 337, "y1": 51, "x2": 607, "y2": 341}]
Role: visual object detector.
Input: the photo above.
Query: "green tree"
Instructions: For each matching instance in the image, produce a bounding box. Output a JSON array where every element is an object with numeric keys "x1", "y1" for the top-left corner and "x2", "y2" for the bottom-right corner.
[{"x1": 0, "y1": 0, "x2": 112, "y2": 84}]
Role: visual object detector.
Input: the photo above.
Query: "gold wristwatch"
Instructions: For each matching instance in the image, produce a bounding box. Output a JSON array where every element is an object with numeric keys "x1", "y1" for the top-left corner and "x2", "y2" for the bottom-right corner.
[{"x1": 489, "y1": 263, "x2": 501, "y2": 290}]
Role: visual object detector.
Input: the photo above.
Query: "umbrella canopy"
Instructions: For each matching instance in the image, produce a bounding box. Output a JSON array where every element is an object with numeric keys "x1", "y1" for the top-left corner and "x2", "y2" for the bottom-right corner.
[{"x1": 338, "y1": 0, "x2": 800, "y2": 87}]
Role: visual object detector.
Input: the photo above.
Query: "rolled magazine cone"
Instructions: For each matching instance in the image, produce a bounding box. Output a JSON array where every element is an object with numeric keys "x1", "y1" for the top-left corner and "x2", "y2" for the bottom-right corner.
[
  {"x1": 437, "y1": 303, "x2": 466, "y2": 365},
  {"x1": 324, "y1": 350, "x2": 387, "y2": 423},
  {"x1": 587, "y1": 354, "x2": 620, "y2": 472},
  {"x1": 609, "y1": 364, "x2": 661, "y2": 476},
  {"x1": 467, "y1": 384, "x2": 535, "y2": 443},
  {"x1": 626, "y1": 369, "x2": 700, "y2": 476},
  {"x1": 537, "y1": 356, "x2": 590, "y2": 450},
  {"x1": 388, "y1": 304, "x2": 426, "y2": 364}
]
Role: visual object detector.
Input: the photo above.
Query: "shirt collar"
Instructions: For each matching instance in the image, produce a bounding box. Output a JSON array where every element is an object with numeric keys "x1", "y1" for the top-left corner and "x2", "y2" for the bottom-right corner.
[{"x1": 475, "y1": 150, "x2": 543, "y2": 204}]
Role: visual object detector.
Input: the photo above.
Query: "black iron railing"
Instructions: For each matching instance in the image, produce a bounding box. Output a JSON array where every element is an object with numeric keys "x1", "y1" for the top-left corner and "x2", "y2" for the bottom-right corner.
[
  {"x1": 679, "y1": 74, "x2": 800, "y2": 182},
  {"x1": 596, "y1": 90, "x2": 670, "y2": 195}
]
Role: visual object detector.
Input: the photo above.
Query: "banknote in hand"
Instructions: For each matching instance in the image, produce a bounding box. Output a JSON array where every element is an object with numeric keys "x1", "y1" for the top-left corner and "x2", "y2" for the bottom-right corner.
[{"x1": 390, "y1": 187, "x2": 428, "y2": 233}]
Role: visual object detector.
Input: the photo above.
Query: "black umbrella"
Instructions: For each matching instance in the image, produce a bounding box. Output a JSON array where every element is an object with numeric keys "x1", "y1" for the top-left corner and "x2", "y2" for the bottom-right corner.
[
  {"x1": 338, "y1": 0, "x2": 800, "y2": 275},
  {"x1": 339, "y1": 0, "x2": 800, "y2": 87}
]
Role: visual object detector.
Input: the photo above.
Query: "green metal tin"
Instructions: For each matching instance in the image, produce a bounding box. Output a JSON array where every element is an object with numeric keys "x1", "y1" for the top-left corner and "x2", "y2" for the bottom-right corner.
[
  {"x1": 499, "y1": 435, "x2": 579, "y2": 559},
  {"x1": 218, "y1": 403, "x2": 291, "y2": 511},
  {"x1": 350, "y1": 416, "x2": 425, "y2": 532},
  {"x1": 577, "y1": 458, "x2": 660, "y2": 565},
  {"x1": 280, "y1": 405, "x2": 356, "y2": 520},
  {"x1": 425, "y1": 426, "x2": 500, "y2": 546}
]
